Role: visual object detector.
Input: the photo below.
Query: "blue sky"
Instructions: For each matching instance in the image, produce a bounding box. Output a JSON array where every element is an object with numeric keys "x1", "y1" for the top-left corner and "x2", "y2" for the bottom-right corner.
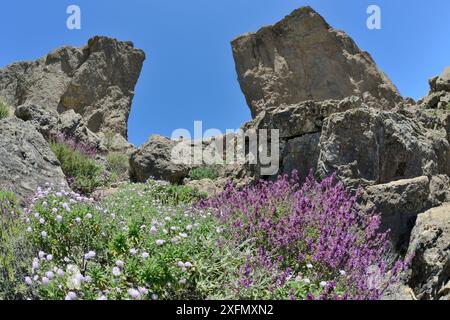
[{"x1": 1, "y1": 0, "x2": 449, "y2": 146}]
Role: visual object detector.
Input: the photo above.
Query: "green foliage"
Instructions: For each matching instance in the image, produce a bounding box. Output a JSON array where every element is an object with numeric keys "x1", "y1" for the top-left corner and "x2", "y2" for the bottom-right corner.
[
  {"x1": 20, "y1": 182, "x2": 219, "y2": 299},
  {"x1": 0, "y1": 191, "x2": 34, "y2": 299},
  {"x1": 145, "y1": 181, "x2": 206, "y2": 205},
  {"x1": 106, "y1": 152, "x2": 130, "y2": 184},
  {"x1": 0, "y1": 99, "x2": 10, "y2": 120},
  {"x1": 188, "y1": 166, "x2": 220, "y2": 181},
  {"x1": 50, "y1": 141, "x2": 106, "y2": 195}
]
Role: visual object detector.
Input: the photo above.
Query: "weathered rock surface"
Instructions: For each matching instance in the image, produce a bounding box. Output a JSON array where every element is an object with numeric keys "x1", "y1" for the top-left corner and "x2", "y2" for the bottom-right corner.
[
  {"x1": 419, "y1": 66, "x2": 450, "y2": 110},
  {"x1": 361, "y1": 176, "x2": 450, "y2": 251},
  {"x1": 317, "y1": 108, "x2": 450, "y2": 187},
  {"x1": 0, "y1": 117, "x2": 67, "y2": 201},
  {"x1": 406, "y1": 203, "x2": 450, "y2": 300},
  {"x1": 14, "y1": 103, "x2": 101, "y2": 149},
  {"x1": 232, "y1": 6, "x2": 402, "y2": 118},
  {"x1": 130, "y1": 135, "x2": 190, "y2": 184},
  {"x1": 0, "y1": 36, "x2": 145, "y2": 149}
]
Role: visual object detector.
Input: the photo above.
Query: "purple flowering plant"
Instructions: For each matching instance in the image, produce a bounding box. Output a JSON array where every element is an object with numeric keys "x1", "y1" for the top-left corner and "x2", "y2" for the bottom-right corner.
[{"x1": 199, "y1": 171, "x2": 405, "y2": 300}]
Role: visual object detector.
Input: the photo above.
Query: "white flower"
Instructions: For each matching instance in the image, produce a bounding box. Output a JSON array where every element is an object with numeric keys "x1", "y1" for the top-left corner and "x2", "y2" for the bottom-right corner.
[
  {"x1": 186, "y1": 225, "x2": 193, "y2": 231},
  {"x1": 306, "y1": 263, "x2": 313, "y2": 269},
  {"x1": 97, "y1": 295, "x2": 108, "y2": 301},
  {"x1": 42, "y1": 277, "x2": 50, "y2": 285},
  {"x1": 83, "y1": 275, "x2": 92, "y2": 283},
  {"x1": 112, "y1": 267, "x2": 121, "y2": 276},
  {"x1": 85, "y1": 213, "x2": 93, "y2": 219},
  {"x1": 179, "y1": 278, "x2": 187, "y2": 285},
  {"x1": 156, "y1": 239, "x2": 165, "y2": 246},
  {"x1": 65, "y1": 292, "x2": 77, "y2": 300},
  {"x1": 38, "y1": 251, "x2": 46, "y2": 259},
  {"x1": 150, "y1": 226, "x2": 157, "y2": 234},
  {"x1": 303, "y1": 278, "x2": 311, "y2": 285},
  {"x1": 41, "y1": 231, "x2": 47, "y2": 238},
  {"x1": 34, "y1": 212, "x2": 40, "y2": 218},
  {"x1": 177, "y1": 261, "x2": 185, "y2": 268},
  {"x1": 39, "y1": 218, "x2": 45, "y2": 225},
  {"x1": 151, "y1": 294, "x2": 158, "y2": 300},
  {"x1": 115, "y1": 260, "x2": 124, "y2": 268},
  {"x1": 138, "y1": 287, "x2": 148, "y2": 295},
  {"x1": 128, "y1": 288, "x2": 141, "y2": 300},
  {"x1": 84, "y1": 251, "x2": 96, "y2": 260},
  {"x1": 74, "y1": 217, "x2": 81, "y2": 223},
  {"x1": 32, "y1": 259, "x2": 40, "y2": 270},
  {"x1": 33, "y1": 275, "x2": 39, "y2": 281},
  {"x1": 62, "y1": 203, "x2": 71, "y2": 212},
  {"x1": 339, "y1": 270, "x2": 347, "y2": 276},
  {"x1": 179, "y1": 233, "x2": 188, "y2": 238},
  {"x1": 319, "y1": 281, "x2": 328, "y2": 287},
  {"x1": 141, "y1": 252, "x2": 149, "y2": 259},
  {"x1": 56, "y1": 215, "x2": 63, "y2": 222},
  {"x1": 25, "y1": 277, "x2": 33, "y2": 285},
  {"x1": 27, "y1": 227, "x2": 33, "y2": 233},
  {"x1": 46, "y1": 254, "x2": 53, "y2": 261},
  {"x1": 184, "y1": 262, "x2": 193, "y2": 268},
  {"x1": 45, "y1": 271, "x2": 55, "y2": 280},
  {"x1": 129, "y1": 248, "x2": 138, "y2": 256},
  {"x1": 52, "y1": 208, "x2": 58, "y2": 214}
]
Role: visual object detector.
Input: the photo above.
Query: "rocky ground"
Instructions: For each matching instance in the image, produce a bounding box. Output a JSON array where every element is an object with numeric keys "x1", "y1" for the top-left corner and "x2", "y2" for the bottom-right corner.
[{"x1": 0, "y1": 6, "x2": 449, "y2": 300}]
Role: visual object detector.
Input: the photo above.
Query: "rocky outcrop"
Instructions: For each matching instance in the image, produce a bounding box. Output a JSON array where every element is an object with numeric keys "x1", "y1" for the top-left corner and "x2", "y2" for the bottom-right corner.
[
  {"x1": 361, "y1": 176, "x2": 450, "y2": 251},
  {"x1": 232, "y1": 6, "x2": 402, "y2": 118},
  {"x1": 0, "y1": 117, "x2": 67, "y2": 201},
  {"x1": 419, "y1": 67, "x2": 450, "y2": 110},
  {"x1": 0, "y1": 36, "x2": 145, "y2": 150},
  {"x1": 317, "y1": 108, "x2": 450, "y2": 187},
  {"x1": 406, "y1": 203, "x2": 450, "y2": 300}
]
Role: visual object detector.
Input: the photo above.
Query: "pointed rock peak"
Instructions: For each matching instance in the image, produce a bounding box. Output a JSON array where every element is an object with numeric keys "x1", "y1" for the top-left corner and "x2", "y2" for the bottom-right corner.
[{"x1": 232, "y1": 6, "x2": 402, "y2": 118}]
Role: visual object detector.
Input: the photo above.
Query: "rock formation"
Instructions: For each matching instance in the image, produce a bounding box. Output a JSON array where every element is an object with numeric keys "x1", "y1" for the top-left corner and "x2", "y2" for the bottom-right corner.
[
  {"x1": 419, "y1": 67, "x2": 450, "y2": 109},
  {"x1": 130, "y1": 135, "x2": 191, "y2": 184},
  {"x1": 406, "y1": 203, "x2": 450, "y2": 300},
  {"x1": 0, "y1": 117, "x2": 67, "y2": 201},
  {"x1": 232, "y1": 6, "x2": 402, "y2": 118},
  {"x1": 0, "y1": 36, "x2": 145, "y2": 151},
  {"x1": 231, "y1": 6, "x2": 450, "y2": 300}
]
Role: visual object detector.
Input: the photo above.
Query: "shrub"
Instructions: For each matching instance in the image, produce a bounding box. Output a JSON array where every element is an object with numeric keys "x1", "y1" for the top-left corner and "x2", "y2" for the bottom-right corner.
[
  {"x1": 20, "y1": 182, "x2": 218, "y2": 300},
  {"x1": 106, "y1": 152, "x2": 130, "y2": 184},
  {"x1": 0, "y1": 191, "x2": 34, "y2": 299},
  {"x1": 0, "y1": 100, "x2": 10, "y2": 120},
  {"x1": 50, "y1": 140, "x2": 105, "y2": 195},
  {"x1": 11, "y1": 174, "x2": 403, "y2": 300},
  {"x1": 189, "y1": 166, "x2": 220, "y2": 181},
  {"x1": 199, "y1": 172, "x2": 405, "y2": 300}
]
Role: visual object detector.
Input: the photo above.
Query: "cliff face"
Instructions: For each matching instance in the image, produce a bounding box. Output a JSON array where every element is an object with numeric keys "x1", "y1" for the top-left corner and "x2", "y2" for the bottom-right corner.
[
  {"x1": 232, "y1": 6, "x2": 402, "y2": 118},
  {"x1": 0, "y1": 36, "x2": 145, "y2": 201},
  {"x1": 0, "y1": 36, "x2": 145, "y2": 147}
]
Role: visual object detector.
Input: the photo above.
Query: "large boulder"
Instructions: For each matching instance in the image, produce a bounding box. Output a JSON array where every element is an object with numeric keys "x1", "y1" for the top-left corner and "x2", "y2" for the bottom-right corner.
[
  {"x1": 0, "y1": 117, "x2": 67, "y2": 202},
  {"x1": 0, "y1": 36, "x2": 145, "y2": 149},
  {"x1": 317, "y1": 108, "x2": 450, "y2": 187},
  {"x1": 406, "y1": 203, "x2": 450, "y2": 300},
  {"x1": 232, "y1": 6, "x2": 402, "y2": 118},
  {"x1": 130, "y1": 135, "x2": 190, "y2": 184}
]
